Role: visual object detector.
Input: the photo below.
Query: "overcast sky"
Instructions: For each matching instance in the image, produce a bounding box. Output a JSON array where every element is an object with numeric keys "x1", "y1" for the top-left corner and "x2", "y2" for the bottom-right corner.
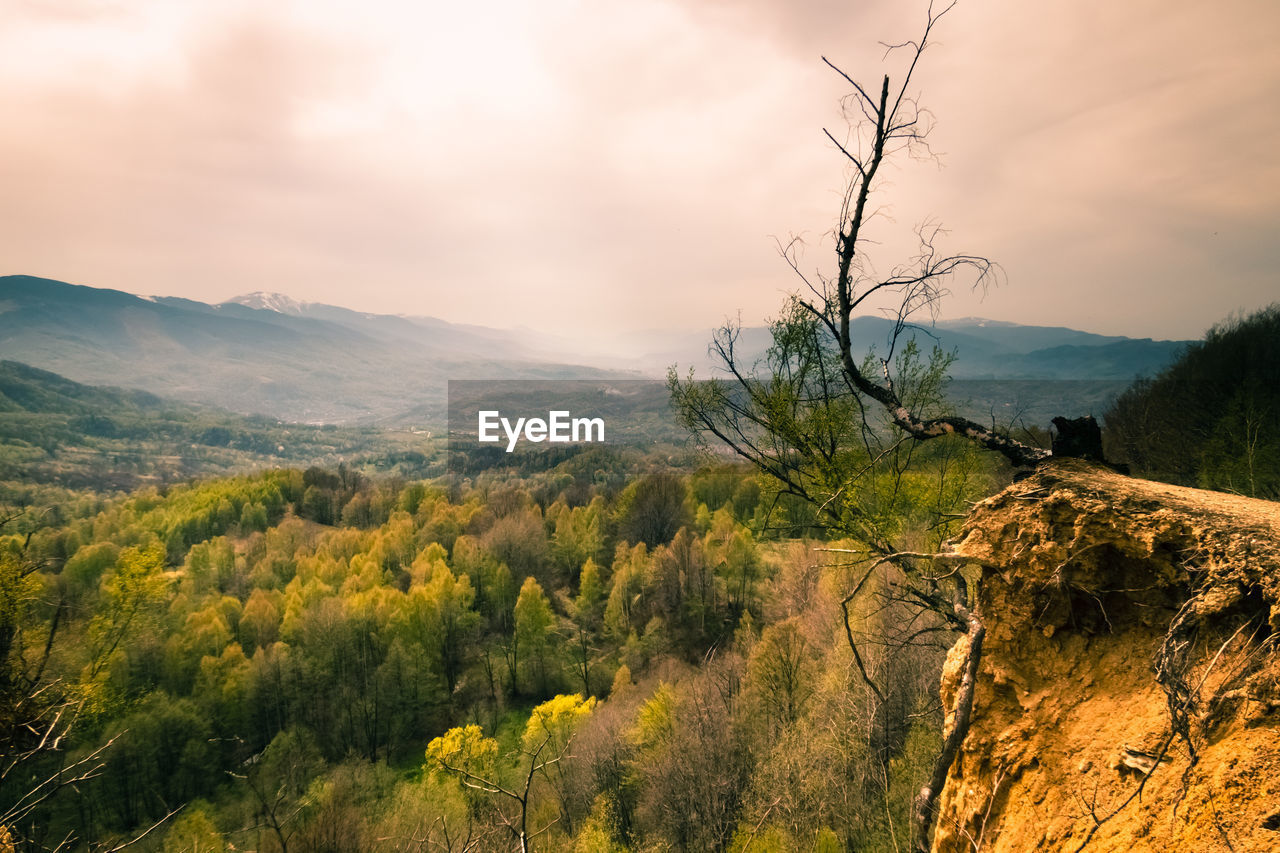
[{"x1": 3, "y1": 0, "x2": 1277, "y2": 341}]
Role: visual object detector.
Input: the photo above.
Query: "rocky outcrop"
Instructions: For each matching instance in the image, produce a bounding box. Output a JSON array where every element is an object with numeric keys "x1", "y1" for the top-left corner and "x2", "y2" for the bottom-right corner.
[{"x1": 932, "y1": 460, "x2": 1280, "y2": 852}]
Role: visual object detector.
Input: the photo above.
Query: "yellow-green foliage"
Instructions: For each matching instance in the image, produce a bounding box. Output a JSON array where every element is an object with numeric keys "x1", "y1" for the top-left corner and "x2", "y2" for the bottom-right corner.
[
  {"x1": 426, "y1": 724, "x2": 498, "y2": 782},
  {"x1": 610, "y1": 663, "x2": 633, "y2": 696},
  {"x1": 0, "y1": 547, "x2": 40, "y2": 632},
  {"x1": 575, "y1": 557, "x2": 605, "y2": 615},
  {"x1": 514, "y1": 575, "x2": 555, "y2": 692},
  {"x1": 728, "y1": 824, "x2": 792, "y2": 853},
  {"x1": 523, "y1": 693, "x2": 597, "y2": 755},
  {"x1": 574, "y1": 794, "x2": 628, "y2": 853},
  {"x1": 551, "y1": 498, "x2": 604, "y2": 574},
  {"x1": 84, "y1": 541, "x2": 168, "y2": 704},
  {"x1": 812, "y1": 826, "x2": 845, "y2": 853},
  {"x1": 4, "y1": 453, "x2": 977, "y2": 852},
  {"x1": 745, "y1": 617, "x2": 814, "y2": 729},
  {"x1": 630, "y1": 682, "x2": 676, "y2": 753},
  {"x1": 162, "y1": 807, "x2": 224, "y2": 853}
]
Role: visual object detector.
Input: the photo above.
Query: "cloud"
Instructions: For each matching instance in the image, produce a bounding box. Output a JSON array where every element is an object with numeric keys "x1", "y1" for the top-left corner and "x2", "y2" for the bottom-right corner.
[{"x1": 1, "y1": 0, "x2": 1277, "y2": 342}]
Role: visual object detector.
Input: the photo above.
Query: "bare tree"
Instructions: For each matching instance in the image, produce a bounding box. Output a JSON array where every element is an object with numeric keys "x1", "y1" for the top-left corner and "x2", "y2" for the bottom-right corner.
[
  {"x1": 668, "y1": 3, "x2": 1037, "y2": 849},
  {"x1": 672, "y1": 1, "x2": 1047, "y2": 474}
]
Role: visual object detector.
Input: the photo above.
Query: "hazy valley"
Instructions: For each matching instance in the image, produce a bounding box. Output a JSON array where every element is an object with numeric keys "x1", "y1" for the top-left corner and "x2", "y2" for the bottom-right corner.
[{"x1": 0, "y1": 275, "x2": 1187, "y2": 430}]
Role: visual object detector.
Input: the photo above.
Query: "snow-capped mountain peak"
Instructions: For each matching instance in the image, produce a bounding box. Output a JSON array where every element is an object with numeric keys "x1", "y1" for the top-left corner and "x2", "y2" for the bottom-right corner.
[{"x1": 226, "y1": 291, "x2": 310, "y2": 315}]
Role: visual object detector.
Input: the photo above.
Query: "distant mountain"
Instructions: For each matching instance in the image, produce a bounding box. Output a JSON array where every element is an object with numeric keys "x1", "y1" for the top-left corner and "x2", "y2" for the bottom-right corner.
[
  {"x1": 0, "y1": 276, "x2": 617, "y2": 423},
  {"x1": 639, "y1": 316, "x2": 1190, "y2": 382},
  {"x1": 227, "y1": 291, "x2": 312, "y2": 315},
  {"x1": 0, "y1": 276, "x2": 1191, "y2": 426},
  {"x1": 934, "y1": 317, "x2": 1131, "y2": 352},
  {"x1": 221, "y1": 291, "x2": 563, "y2": 361}
]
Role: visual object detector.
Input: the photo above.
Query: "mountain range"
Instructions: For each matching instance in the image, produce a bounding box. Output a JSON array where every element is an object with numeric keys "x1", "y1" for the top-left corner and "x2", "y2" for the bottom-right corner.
[
  {"x1": 614, "y1": 317, "x2": 1188, "y2": 381},
  {"x1": 0, "y1": 275, "x2": 612, "y2": 423},
  {"x1": 0, "y1": 275, "x2": 1191, "y2": 425}
]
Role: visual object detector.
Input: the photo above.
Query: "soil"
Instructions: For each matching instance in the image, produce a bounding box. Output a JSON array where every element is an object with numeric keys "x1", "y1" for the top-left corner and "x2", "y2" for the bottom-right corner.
[{"x1": 931, "y1": 459, "x2": 1280, "y2": 852}]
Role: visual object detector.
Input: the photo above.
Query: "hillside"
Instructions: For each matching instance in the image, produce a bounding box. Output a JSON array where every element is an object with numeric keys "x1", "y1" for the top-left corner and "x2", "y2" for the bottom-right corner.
[
  {"x1": 932, "y1": 460, "x2": 1280, "y2": 852},
  {"x1": 0, "y1": 358, "x2": 175, "y2": 416},
  {"x1": 0, "y1": 360, "x2": 434, "y2": 489}
]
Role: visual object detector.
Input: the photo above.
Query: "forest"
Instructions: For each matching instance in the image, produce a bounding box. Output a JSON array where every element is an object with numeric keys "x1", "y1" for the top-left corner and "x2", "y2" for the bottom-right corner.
[
  {"x1": 0, "y1": 418, "x2": 1002, "y2": 853},
  {"x1": 2, "y1": 298, "x2": 1277, "y2": 852}
]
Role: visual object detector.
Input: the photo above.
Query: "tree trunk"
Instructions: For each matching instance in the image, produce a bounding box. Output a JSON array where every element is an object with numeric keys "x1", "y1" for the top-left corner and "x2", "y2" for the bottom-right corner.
[{"x1": 911, "y1": 602, "x2": 985, "y2": 853}]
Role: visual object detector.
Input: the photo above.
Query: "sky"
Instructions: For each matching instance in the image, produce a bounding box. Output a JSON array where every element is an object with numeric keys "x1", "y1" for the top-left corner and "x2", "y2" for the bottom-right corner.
[{"x1": 2, "y1": 0, "x2": 1278, "y2": 342}]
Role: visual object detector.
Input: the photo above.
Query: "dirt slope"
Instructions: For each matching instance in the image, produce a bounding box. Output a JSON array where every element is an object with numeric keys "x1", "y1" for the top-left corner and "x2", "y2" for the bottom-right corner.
[{"x1": 932, "y1": 459, "x2": 1280, "y2": 852}]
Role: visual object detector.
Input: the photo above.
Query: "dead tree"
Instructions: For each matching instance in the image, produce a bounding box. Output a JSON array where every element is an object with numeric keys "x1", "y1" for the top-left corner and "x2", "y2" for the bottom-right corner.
[
  {"x1": 668, "y1": 2, "x2": 1049, "y2": 849},
  {"x1": 797, "y1": 0, "x2": 1047, "y2": 468}
]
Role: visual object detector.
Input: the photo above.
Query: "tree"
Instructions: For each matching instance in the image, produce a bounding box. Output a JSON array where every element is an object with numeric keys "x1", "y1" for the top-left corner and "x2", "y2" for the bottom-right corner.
[
  {"x1": 745, "y1": 618, "x2": 814, "y2": 729},
  {"x1": 162, "y1": 808, "x2": 225, "y2": 853},
  {"x1": 625, "y1": 660, "x2": 751, "y2": 851},
  {"x1": 402, "y1": 562, "x2": 481, "y2": 695},
  {"x1": 670, "y1": 5, "x2": 1047, "y2": 493},
  {"x1": 425, "y1": 695, "x2": 597, "y2": 853},
  {"x1": 2, "y1": 521, "x2": 166, "y2": 843},
  {"x1": 667, "y1": 4, "x2": 1018, "y2": 849},
  {"x1": 230, "y1": 727, "x2": 323, "y2": 853},
  {"x1": 521, "y1": 693, "x2": 597, "y2": 834},
  {"x1": 0, "y1": 512, "x2": 79, "y2": 835},
  {"x1": 551, "y1": 500, "x2": 604, "y2": 582},
  {"x1": 569, "y1": 559, "x2": 606, "y2": 696},
  {"x1": 1105, "y1": 304, "x2": 1280, "y2": 498},
  {"x1": 513, "y1": 578, "x2": 555, "y2": 697},
  {"x1": 614, "y1": 472, "x2": 690, "y2": 548}
]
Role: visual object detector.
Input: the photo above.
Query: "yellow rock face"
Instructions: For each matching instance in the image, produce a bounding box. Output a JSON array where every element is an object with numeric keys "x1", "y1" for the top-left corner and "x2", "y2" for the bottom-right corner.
[{"x1": 931, "y1": 460, "x2": 1280, "y2": 853}]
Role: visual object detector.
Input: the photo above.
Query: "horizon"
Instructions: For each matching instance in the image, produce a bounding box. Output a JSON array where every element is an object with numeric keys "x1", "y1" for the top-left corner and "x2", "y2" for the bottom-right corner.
[
  {"x1": 2, "y1": 272, "x2": 1203, "y2": 346},
  {"x1": 3, "y1": 1, "x2": 1278, "y2": 342}
]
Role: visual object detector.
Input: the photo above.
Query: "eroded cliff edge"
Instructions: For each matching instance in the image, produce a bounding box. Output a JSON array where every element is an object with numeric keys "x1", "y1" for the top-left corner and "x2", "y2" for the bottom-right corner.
[{"x1": 932, "y1": 459, "x2": 1280, "y2": 852}]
